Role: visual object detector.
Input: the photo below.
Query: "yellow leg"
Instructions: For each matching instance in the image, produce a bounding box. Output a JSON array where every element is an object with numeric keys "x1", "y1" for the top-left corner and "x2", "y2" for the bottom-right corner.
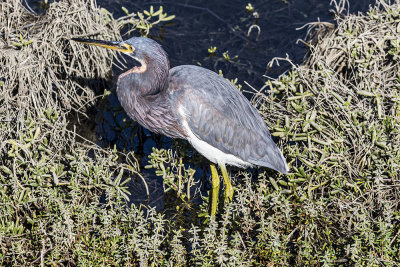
[
  {"x1": 210, "y1": 164, "x2": 220, "y2": 217},
  {"x1": 220, "y1": 164, "x2": 234, "y2": 202}
]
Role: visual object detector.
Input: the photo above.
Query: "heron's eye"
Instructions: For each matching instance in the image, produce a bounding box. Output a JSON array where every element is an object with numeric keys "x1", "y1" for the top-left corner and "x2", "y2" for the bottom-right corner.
[{"x1": 121, "y1": 43, "x2": 134, "y2": 53}]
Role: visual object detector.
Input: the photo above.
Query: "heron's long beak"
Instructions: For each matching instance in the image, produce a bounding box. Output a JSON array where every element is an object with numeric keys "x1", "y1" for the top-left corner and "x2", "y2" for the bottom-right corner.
[{"x1": 71, "y1": 38, "x2": 134, "y2": 53}]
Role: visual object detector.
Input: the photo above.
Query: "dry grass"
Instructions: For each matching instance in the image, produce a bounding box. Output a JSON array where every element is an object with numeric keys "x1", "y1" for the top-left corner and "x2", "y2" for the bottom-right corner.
[{"x1": 0, "y1": 0, "x2": 121, "y2": 146}]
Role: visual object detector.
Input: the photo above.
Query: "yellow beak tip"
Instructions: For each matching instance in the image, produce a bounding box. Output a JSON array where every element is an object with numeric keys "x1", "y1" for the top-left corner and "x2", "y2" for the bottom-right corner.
[{"x1": 71, "y1": 38, "x2": 133, "y2": 53}]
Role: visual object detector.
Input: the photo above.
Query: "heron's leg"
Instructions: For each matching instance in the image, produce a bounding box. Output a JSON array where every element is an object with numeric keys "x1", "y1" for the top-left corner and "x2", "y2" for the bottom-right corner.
[
  {"x1": 209, "y1": 164, "x2": 220, "y2": 216},
  {"x1": 220, "y1": 164, "x2": 234, "y2": 202}
]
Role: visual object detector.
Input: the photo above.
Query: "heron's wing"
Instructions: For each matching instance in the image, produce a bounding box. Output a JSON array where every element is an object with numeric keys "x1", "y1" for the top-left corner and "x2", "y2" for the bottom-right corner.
[{"x1": 168, "y1": 65, "x2": 288, "y2": 174}]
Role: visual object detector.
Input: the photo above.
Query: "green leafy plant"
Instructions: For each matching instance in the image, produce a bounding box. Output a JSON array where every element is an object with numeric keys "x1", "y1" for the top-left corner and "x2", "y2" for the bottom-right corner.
[{"x1": 11, "y1": 34, "x2": 33, "y2": 47}]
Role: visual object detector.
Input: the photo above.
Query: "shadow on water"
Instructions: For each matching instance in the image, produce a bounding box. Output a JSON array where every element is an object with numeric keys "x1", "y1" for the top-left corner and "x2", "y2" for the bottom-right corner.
[{"x1": 24, "y1": 0, "x2": 375, "y2": 211}]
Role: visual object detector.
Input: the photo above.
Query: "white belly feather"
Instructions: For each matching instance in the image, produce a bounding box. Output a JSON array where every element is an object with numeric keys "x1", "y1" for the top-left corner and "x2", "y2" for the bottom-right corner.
[{"x1": 178, "y1": 106, "x2": 252, "y2": 168}]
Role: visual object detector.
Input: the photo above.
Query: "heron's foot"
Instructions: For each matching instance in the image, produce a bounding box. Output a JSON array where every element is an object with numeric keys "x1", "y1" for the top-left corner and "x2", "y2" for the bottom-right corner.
[
  {"x1": 220, "y1": 164, "x2": 234, "y2": 202},
  {"x1": 210, "y1": 164, "x2": 220, "y2": 217}
]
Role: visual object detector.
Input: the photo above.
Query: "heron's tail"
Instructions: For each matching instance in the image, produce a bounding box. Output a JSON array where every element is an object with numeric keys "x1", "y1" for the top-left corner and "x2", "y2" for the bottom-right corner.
[{"x1": 249, "y1": 140, "x2": 289, "y2": 174}]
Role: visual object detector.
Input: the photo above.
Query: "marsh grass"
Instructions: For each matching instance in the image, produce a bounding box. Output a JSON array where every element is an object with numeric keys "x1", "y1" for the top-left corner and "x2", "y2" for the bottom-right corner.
[
  {"x1": 254, "y1": 0, "x2": 400, "y2": 264},
  {"x1": 1, "y1": 0, "x2": 399, "y2": 265}
]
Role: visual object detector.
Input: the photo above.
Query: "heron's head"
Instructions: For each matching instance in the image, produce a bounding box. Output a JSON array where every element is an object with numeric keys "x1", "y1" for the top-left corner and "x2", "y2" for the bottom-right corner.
[
  {"x1": 72, "y1": 37, "x2": 170, "y2": 95},
  {"x1": 71, "y1": 36, "x2": 169, "y2": 74}
]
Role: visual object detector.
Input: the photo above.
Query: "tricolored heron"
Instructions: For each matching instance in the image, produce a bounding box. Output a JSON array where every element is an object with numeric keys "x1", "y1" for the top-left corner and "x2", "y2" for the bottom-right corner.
[{"x1": 72, "y1": 37, "x2": 289, "y2": 216}]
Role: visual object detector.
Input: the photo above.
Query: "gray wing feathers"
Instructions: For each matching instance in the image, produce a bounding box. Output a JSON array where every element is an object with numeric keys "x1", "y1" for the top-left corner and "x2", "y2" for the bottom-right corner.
[{"x1": 169, "y1": 65, "x2": 288, "y2": 174}]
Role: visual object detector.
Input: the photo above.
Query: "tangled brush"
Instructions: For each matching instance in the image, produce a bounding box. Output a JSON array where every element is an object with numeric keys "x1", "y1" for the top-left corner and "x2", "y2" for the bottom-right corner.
[{"x1": 254, "y1": 1, "x2": 400, "y2": 263}]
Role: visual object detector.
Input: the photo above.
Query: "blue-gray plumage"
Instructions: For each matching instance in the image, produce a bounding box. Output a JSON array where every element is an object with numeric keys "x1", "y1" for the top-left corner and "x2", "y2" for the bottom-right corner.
[
  {"x1": 169, "y1": 65, "x2": 288, "y2": 173},
  {"x1": 71, "y1": 36, "x2": 289, "y2": 216}
]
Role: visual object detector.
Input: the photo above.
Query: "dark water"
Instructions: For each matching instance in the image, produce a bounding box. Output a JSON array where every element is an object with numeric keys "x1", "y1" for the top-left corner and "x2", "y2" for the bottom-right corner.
[
  {"x1": 23, "y1": 0, "x2": 375, "y2": 209},
  {"x1": 100, "y1": 0, "x2": 374, "y2": 85}
]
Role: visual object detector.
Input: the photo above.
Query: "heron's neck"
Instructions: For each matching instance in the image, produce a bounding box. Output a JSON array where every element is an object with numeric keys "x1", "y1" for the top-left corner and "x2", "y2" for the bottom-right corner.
[
  {"x1": 118, "y1": 54, "x2": 169, "y2": 95},
  {"x1": 116, "y1": 54, "x2": 185, "y2": 139}
]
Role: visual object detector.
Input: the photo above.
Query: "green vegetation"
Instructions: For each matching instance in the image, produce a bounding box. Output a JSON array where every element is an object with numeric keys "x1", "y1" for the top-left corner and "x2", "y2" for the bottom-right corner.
[{"x1": 1, "y1": 0, "x2": 399, "y2": 265}]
